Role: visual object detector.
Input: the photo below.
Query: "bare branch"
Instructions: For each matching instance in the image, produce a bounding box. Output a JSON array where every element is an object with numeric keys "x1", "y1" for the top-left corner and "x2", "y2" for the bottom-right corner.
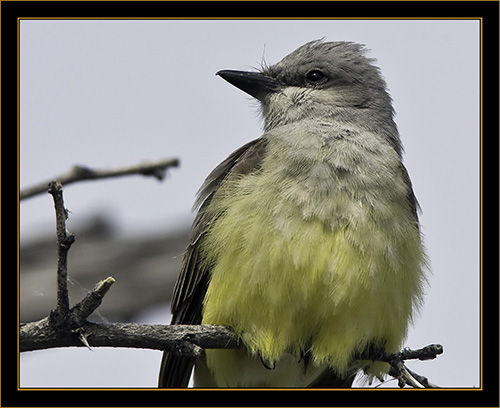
[
  {"x1": 20, "y1": 322, "x2": 239, "y2": 355},
  {"x1": 20, "y1": 158, "x2": 180, "y2": 200},
  {"x1": 20, "y1": 310, "x2": 441, "y2": 389},
  {"x1": 20, "y1": 256, "x2": 441, "y2": 388}
]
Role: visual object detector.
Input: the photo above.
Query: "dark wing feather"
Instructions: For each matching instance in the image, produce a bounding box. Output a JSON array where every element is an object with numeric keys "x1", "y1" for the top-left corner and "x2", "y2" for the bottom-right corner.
[
  {"x1": 400, "y1": 163, "x2": 421, "y2": 227},
  {"x1": 158, "y1": 138, "x2": 268, "y2": 388}
]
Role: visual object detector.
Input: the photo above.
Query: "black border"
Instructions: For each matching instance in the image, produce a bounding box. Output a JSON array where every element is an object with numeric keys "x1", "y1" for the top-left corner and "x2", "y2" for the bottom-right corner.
[{"x1": 6, "y1": 1, "x2": 499, "y2": 407}]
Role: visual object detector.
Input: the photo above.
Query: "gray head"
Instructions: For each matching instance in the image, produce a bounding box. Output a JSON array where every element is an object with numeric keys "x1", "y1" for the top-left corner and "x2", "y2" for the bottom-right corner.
[{"x1": 217, "y1": 39, "x2": 402, "y2": 155}]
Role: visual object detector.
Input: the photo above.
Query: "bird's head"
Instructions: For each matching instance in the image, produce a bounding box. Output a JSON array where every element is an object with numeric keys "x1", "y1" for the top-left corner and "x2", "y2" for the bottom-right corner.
[{"x1": 217, "y1": 39, "x2": 400, "y2": 154}]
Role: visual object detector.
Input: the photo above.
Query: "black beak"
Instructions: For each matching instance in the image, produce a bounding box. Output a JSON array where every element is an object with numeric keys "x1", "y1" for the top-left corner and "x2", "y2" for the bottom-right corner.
[{"x1": 216, "y1": 70, "x2": 280, "y2": 101}]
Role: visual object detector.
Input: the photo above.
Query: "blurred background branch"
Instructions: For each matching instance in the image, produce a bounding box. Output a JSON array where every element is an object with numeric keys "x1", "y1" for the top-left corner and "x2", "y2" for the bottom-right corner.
[{"x1": 20, "y1": 158, "x2": 180, "y2": 200}]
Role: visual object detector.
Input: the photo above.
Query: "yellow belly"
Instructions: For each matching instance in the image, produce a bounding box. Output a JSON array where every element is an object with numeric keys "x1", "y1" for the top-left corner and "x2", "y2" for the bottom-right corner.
[{"x1": 198, "y1": 175, "x2": 426, "y2": 386}]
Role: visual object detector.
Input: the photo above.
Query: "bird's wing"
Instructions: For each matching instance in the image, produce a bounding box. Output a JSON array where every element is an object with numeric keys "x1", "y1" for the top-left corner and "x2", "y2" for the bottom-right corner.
[{"x1": 158, "y1": 137, "x2": 268, "y2": 388}]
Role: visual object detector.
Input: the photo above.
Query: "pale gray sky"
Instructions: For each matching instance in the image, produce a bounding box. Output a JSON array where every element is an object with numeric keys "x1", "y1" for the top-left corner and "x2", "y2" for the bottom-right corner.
[{"x1": 20, "y1": 19, "x2": 480, "y2": 388}]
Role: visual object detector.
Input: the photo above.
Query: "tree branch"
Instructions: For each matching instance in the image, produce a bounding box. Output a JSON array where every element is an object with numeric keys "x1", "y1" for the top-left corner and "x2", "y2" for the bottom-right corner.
[
  {"x1": 20, "y1": 158, "x2": 180, "y2": 200},
  {"x1": 20, "y1": 179, "x2": 442, "y2": 388},
  {"x1": 19, "y1": 264, "x2": 442, "y2": 388},
  {"x1": 20, "y1": 321, "x2": 239, "y2": 355},
  {"x1": 20, "y1": 307, "x2": 442, "y2": 388}
]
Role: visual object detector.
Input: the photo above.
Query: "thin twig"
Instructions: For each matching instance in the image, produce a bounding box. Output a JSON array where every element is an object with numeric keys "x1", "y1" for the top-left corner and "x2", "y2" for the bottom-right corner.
[
  {"x1": 397, "y1": 361, "x2": 425, "y2": 388},
  {"x1": 48, "y1": 181, "x2": 74, "y2": 316},
  {"x1": 20, "y1": 158, "x2": 180, "y2": 200},
  {"x1": 400, "y1": 344, "x2": 444, "y2": 361},
  {"x1": 406, "y1": 367, "x2": 439, "y2": 388},
  {"x1": 67, "y1": 277, "x2": 116, "y2": 327}
]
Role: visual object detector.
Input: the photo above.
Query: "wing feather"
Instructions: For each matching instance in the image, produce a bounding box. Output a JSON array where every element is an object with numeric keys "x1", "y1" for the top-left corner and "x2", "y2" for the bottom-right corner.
[{"x1": 158, "y1": 137, "x2": 268, "y2": 387}]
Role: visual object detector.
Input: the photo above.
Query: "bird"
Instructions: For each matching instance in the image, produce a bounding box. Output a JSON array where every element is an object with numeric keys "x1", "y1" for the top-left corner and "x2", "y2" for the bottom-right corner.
[{"x1": 158, "y1": 39, "x2": 427, "y2": 388}]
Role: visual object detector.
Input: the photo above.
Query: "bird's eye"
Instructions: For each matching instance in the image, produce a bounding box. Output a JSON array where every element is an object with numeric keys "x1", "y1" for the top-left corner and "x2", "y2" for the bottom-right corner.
[{"x1": 305, "y1": 69, "x2": 327, "y2": 85}]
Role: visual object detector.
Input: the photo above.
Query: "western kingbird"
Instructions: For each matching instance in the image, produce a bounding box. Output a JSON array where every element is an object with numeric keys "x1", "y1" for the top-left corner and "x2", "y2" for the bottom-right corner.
[{"x1": 159, "y1": 39, "x2": 427, "y2": 388}]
